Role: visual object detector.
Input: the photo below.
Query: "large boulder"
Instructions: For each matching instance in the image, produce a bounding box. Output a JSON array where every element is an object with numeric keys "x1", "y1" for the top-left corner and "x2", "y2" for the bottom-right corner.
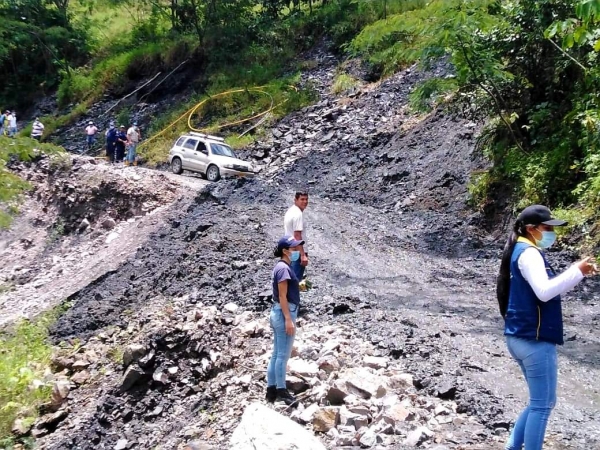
[
  {"x1": 230, "y1": 402, "x2": 327, "y2": 450},
  {"x1": 332, "y1": 367, "x2": 389, "y2": 401}
]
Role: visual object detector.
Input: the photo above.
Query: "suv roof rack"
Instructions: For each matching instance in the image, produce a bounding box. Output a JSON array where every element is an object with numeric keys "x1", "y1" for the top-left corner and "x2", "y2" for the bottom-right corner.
[{"x1": 188, "y1": 131, "x2": 225, "y2": 142}]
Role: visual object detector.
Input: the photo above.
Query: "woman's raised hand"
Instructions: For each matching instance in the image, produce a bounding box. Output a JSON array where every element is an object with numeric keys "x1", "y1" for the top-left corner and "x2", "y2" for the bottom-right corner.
[{"x1": 577, "y1": 256, "x2": 598, "y2": 276}]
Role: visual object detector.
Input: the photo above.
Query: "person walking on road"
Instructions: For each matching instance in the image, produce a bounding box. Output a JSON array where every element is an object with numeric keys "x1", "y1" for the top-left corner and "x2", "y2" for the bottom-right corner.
[
  {"x1": 31, "y1": 118, "x2": 44, "y2": 141},
  {"x1": 497, "y1": 205, "x2": 598, "y2": 450},
  {"x1": 283, "y1": 191, "x2": 309, "y2": 282},
  {"x1": 85, "y1": 121, "x2": 98, "y2": 152},
  {"x1": 126, "y1": 122, "x2": 141, "y2": 166},
  {"x1": 266, "y1": 235, "x2": 304, "y2": 407}
]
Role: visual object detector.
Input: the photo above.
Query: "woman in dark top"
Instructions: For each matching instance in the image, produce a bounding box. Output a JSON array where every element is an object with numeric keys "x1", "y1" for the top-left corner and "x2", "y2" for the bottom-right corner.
[
  {"x1": 266, "y1": 235, "x2": 303, "y2": 406},
  {"x1": 496, "y1": 205, "x2": 597, "y2": 450}
]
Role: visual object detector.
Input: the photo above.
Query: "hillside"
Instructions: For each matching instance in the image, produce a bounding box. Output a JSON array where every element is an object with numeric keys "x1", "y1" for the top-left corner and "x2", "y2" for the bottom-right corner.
[{"x1": 2, "y1": 1, "x2": 600, "y2": 450}]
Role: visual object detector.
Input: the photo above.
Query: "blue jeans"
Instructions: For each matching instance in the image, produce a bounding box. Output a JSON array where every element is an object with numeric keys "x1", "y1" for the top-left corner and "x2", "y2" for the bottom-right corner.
[
  {"x1": 9, "y1": 127, "x2": 16, "y2": 137},
  {"x1": 505, "y1": 336, "x2": 558, "y2": 450},
  {"x1": 266, "y1": 302, "x2": 298, "y2": 389},
  {"x1": 127, "y1": 143, "x2": 138, "y2": 163},
  {"x1": 291, "y1": 259, "x2": 305, "y2": 281}
]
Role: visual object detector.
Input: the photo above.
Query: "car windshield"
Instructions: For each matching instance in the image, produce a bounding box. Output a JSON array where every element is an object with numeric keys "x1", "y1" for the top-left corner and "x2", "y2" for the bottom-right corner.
[{"x1": 210, "y1": 143, "x2": 237, "y2": 158}]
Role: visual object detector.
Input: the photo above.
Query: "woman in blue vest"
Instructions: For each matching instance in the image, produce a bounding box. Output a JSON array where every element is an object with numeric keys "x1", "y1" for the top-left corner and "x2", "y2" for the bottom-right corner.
[
  {"x1": 497, "y1": 205, "x2": 597, "y2": 450},
  {"x1": 266, "y1": 235, "x2": 304, "y2": 407}
]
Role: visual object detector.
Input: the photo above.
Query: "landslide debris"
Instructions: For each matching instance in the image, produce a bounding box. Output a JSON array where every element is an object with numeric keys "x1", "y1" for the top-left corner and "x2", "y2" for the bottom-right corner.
[
  {"x1": 6, "y1": 47, "x2": 599, "y2": 450},
  {"x1": 0, "y1": 154, "x2": 203, "y2": 326}
]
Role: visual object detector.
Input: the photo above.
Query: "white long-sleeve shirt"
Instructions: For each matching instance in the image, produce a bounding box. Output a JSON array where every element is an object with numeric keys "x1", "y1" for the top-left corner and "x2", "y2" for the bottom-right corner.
[{"x1": 517, "y1": 240, "x2": 583, "y2": 302}]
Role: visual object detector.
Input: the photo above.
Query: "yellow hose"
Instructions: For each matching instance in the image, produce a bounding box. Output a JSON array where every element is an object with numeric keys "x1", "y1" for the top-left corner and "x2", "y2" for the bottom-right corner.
[{"x1": 140, "y1": 85, "x2": 295, "y2": 148}]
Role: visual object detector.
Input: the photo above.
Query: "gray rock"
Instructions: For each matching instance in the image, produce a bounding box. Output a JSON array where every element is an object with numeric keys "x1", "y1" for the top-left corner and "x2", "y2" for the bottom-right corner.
[
  {"x1": 121, "y1": 365, "x2": 145, "y2": 391},
  {"x1": 72, "y1": 359, "x2": 90, "y2": 371},
  {"x1": 123, "y1": 344, "x2": 146, "y2": 367},
  {"x1": 102, "y1": 218, "x2": 117, "y2": 230},
  {"x1": 230, "y1": 402, "x2": 326, "y2": 450},
  {"x1": 317, "y1": 354, "x2": 340, "y2": 373},
  {"x1": 79, "y1": 218, "x2": 90, "y2": 231},
  {"x1": 114, "y1": 439, "x2": 128, "y2": 450},
  {"x1": 298, "y1": 403, "x2": 319, "y2": 424},
  {"x1": 363, "y1": 355, "x2": 388, "y2": 369},
  {"x1": 358, "y1": 428, "x2": 377, "y2": 447},
  {"x1": 182, "y1": 441, "x2": 215, "y2": 450},
  {"x1": 71, "y1": 370, "x2": 90, "y2": 385},
  {"x1": 223, "y1": 302, "x2": 239, "y2": 313},
  {"x1": 286, "y1": 375, "x2": 309, "y2": 394},
  {"x1": 336, "y1": 367, "x2": 389, "y2": 400},
  {"x1": 403, "y1": 426, "x2": 433, "y2": 446},
  {"x1": 288, "y1": 358, "x2": 319, "y2": 377},
  {"x1": 12, "y1": 418, "x2": 32, "y2": 436},
  {"x1": 51, "y1": 380, "x2": 70, "y2": 406}
]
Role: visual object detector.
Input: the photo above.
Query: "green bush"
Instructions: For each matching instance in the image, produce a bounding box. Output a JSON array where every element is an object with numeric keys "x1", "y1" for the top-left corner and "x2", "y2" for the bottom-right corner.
[
  {"x1": 409, "y1": 77, "x2": 458, "y2": 112},
  {"x1": 331, "y1": 73, "x2": 360, "y2": 95},
  {"x1": 0, "y1": 315, "x2": 56, "y2": 441}
]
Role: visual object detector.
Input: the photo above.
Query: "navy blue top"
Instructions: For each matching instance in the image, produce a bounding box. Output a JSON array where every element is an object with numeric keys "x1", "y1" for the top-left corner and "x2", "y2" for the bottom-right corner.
[
  {"x1": 272, "y1": 260, "x2": 300, "y2": 306},
  {"x1": 504, "y1": 240, "x2": 564, "y2": 345}
]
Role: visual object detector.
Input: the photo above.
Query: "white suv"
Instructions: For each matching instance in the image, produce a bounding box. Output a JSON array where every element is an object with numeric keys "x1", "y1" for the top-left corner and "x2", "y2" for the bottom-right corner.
[{"x1": 168, "y1": 132, "x2": 255, "y2": 181}]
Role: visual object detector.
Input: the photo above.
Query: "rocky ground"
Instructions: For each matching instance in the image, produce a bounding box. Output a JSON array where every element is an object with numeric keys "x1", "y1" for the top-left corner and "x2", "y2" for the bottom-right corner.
[
  {"x1": 0, "y1": 156, "x2": 208, "y2": 326},
  {"x1": 2, "y1": 43, "x2": 600, "y2": 450}
]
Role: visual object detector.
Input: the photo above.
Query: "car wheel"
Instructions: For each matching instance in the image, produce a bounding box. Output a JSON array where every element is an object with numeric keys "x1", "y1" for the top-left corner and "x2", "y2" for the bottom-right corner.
[
  {"x1": 206, "y1": 164, "x2": 220, "y2": 182},
  {"x1": 171, "y1": 157, "x2": 183, "y2": 174}
]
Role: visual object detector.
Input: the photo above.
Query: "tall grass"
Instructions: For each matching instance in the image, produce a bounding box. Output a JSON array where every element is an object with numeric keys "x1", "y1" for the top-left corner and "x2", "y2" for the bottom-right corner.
[{"x1": 0, "y1": 314, "x2": 57, "y2": 442}]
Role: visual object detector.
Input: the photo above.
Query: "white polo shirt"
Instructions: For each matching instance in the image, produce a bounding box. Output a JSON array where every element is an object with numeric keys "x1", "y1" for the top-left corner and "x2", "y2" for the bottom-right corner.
[{"x1": 284, "y1": 205, "x2": 306, "y2": 250}]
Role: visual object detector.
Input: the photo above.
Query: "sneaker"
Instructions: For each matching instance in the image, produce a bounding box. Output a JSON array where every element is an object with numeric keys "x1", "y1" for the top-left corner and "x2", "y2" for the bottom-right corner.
[
  {"x1": 275, "y1": 388, "x2": 298, "y2": 406},
  {"x1": 265, "y1": 385, "x2": 277, "y2": 403}
]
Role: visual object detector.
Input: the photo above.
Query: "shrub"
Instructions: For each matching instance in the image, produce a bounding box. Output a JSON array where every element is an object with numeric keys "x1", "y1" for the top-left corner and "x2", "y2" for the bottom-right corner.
[
  {"x1": 409, "y1": 77, "x2": 458, "y2": 112},
  {"x1": 0, "y1": 315, "x2": 56, "y2": 441},
  {"x1": 331, "y1": 73, "x2": 360, "y2": 95}
]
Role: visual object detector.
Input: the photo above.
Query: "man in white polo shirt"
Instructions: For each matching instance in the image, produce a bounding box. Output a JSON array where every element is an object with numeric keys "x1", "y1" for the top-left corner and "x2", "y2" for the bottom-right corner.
[{"x1": 284, "y1": 190, "x2": 309, "y2": 280}]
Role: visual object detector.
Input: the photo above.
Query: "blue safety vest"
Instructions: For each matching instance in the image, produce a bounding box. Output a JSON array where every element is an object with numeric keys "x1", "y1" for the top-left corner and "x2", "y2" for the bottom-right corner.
[{"x1": 504, "y1": 238, "x2": 563, "y2": 345}]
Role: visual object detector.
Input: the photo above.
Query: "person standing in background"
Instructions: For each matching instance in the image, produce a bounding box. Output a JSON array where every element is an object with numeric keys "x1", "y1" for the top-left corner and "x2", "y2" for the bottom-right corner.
[
  {"x1": 31, "y1": 118, "x2": 44, "y2": 141},
  {"x1": 0, "y1": 111, "x2": 5, "y2": 136},
  {"x1": 8, "y1": 111, "x2": 16, "y2": 137},
  {"x1": 126, "y1": 121, "x2": 141, "y2": 166},
  {"x1": 284, "y1": 191, "x2": 309, "y2": 281},
  {"x1": 105, "y1": 122, "x2": 117, "y2": 163},
  {"x1": 85, "y1": 121, "x2": 98, "y2": 152},
  {"x1": 116, "y1": 125, "x2": 127, "y2": 163}
]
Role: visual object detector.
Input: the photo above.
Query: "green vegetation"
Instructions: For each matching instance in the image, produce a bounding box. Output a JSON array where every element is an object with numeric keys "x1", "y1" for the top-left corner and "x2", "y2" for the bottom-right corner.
[
  {"x1": 409, "y1": 77, "x2": 458, "y2": 113},
  {"x1": 0, "y1": 313, "x2": 58, "y2": 442},
  {"x1": 0, "y1": 137, "x2": 63, "y2": 229},
  {"x1": 4, "y1": 0, "x2": 600, "y2": 247},
  {"x1": 140, "y1": 76, "x2": 317, "y2": 166},
  {"x1": 331, "y1": 73, "x2": 361, "y2": 95},
  {"x1": 349, "y1": 0, "x2": 600, "y2": 246}
]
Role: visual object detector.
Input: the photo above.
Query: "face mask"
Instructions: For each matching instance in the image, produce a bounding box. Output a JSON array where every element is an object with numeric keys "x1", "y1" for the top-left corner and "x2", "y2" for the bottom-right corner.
[
  {"x1": 534, "y1": 230, "x2": 556, "y2": 249},
  {"x1": 290, "y1": 251, "x2": 300, "y2": 262}
]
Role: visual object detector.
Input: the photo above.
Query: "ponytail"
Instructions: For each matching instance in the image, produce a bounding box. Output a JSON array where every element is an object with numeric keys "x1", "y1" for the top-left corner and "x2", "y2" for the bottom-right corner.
[
  {"x1": 274, "y1": 246, "x2": 283, "y2": 258},
  {"x1": 496, "y1": 220, "x2": 525, "y2": 318}
]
